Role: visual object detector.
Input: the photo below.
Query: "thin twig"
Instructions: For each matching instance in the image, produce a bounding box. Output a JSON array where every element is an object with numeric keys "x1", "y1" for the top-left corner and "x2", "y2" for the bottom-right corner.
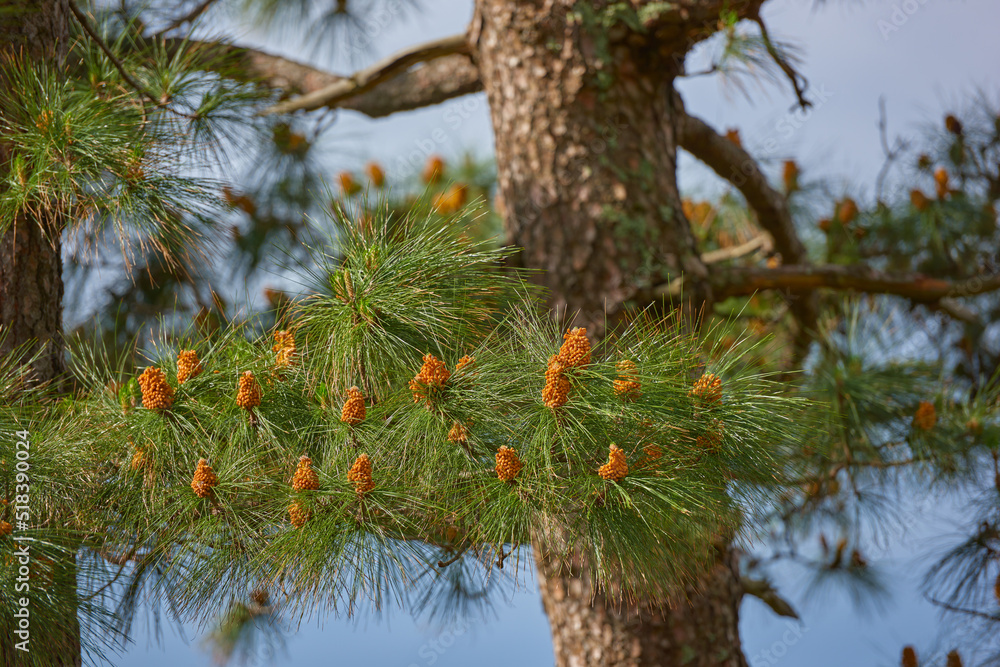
[
  {"x1": 749, "y1": 12, "x2": 810, "y2": 110},
  {"x1": 710, "y1": 265, "x2": 1000, "y2": 301},
  {"x1": 926, "y1": 595, "x2": 1000, "y2": 622},
  {"x1": 700, "y1": 235, "x2": 771, "y2": 264},
  {"x1": 263, "y1": 34, "x2": 469, "y2": 115},
  {"x1": 740, "y1": 577, "x2": 800, "y2": 619},
  {"x1": 92, "y1": 544, "x2": 139, "y2": 567},
  {"x1": 68, "y1": 0, "x2": 196, "y2": 119},
  {"x1": 680, "y1": 65, "x2": 719, "y2": 79},
  {"x1": 874, "y1": 97, "x2": 910, "y2": 203},
  {"x1": 437, "y1": 545, "x2": 469, "y2": 568},
  {"x1": 674, "y1": 95, "x2": 807, "y2": 265},
  {"x1": 83, "y1": 553, "x2": 137, "y2": 601},
  {"x1": 930, "y1": 297, "x2": 979, "y2": 324},
  {"x1": 651, "y1": 237, "x2": 768, "y2": 298},
  {"x1": 154, "y1": 0, "x2": 220, "y2": 38},
  {"x1": 495, "y1": 545, "x2": 510, "y2": 570},
  {"x1": 154, "y1": 36, "x2": 482, "y2": 119}
]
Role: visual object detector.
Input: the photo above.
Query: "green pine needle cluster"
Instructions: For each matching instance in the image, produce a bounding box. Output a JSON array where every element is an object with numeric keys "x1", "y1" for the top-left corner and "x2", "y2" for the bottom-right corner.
[{"x1": 2, "y1": 212, "x2": 816, "y2": 644}]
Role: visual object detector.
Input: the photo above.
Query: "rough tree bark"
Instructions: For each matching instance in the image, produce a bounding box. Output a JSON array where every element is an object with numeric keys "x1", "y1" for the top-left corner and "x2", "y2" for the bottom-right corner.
[
  {"x1": 472, "y1": 1, "x2": 747, "y2": 665},
  {"x1": 0, "y1": 213, "x2": 66, "y2": 385},
  {"x1": 0, "y1": 2, "x2": 81, "y2": 666},
  {"x1": 535, "y1": 543, "x2": 746, "y2": 667},
  {"x1": 0, "y1": 0, "x2": 69, "y2": 385},
  {"x1": 472, "y1": 0, "x2": 713, "y2": 339}
]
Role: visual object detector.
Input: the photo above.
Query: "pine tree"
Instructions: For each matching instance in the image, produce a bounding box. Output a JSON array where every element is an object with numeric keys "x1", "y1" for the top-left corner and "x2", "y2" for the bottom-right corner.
[{"x1": 1, "y1": 2, "x2": 999, "y2": 666}]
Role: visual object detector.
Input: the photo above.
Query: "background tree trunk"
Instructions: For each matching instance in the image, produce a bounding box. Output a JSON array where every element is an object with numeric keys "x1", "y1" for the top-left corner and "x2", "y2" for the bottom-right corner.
[
  {"x1": 473, "y1": 1, "x2": 743, "y2": 664},
  {"x1": 535, "y1": 544, "x2": 746, "y2": 667},
  {"x1": 1, "y1": 3, "x2": 81, "y2": 666},
  {"x1": 472, "y1": 0, "x2": 711, "y2": 339}
]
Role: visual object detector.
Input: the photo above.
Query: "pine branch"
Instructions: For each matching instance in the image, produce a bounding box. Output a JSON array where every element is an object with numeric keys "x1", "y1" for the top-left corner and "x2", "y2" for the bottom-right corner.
[
  {"x1": 747, "y1": 9, "x2": 810, "y2": 110},
  {"x1": 930, "y1": 298, "x2": 980, "y2": 324},
  {"x1": 82, "y1": 553, "x2": 136, "y2": 601},
  {"x1": 654, "y1": 236, "x2": 774, "y2": 299},
  {"x1": 68, "y1": 0, "x2": 196, "y2": 119},
  {"x1": 674, "y1": 97, "x2": 805, "y2": 265},
  {"x1": 672, "y1": 95, "x2": 818, "y2": 351},
  {"x1": 341, "y1": 54, "x2": 481, "y2": 118},
  {"x1": 437, "y1": 546, "x2": 470, "y2": 568},
  {"x1": 169, "y1": 38, "x2": 481, "y2": 118},
  {"x1": 261, "y1": 34, "x2": 471, "y2": 115},
  {"x1": 92, "y1": 544, "x2": 139, "y2": 566},
  {"x1": 154, "y1": 0, "x2": 221, "y2": 37},
  {"x1": 700, "y1": 234, "x2": 770, "y2": 264},
  {"x1": 69, "y1": 1, "x2": 155, "y2": 105},
  {"x1": 167, "y1": 38, "x2": 343, "y2": 92},
  {"x1": 926, "y1": 595, "x2": 1000, "y2": 622},
  {"x1": 741, "y1": 576, "x2": 800, "y2": 619},
  {"x1": 708, "y1": 265, "x2": 1000, "y2": 301}
]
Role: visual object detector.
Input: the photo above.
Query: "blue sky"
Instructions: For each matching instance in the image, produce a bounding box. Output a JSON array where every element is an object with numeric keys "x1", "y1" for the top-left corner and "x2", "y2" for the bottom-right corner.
[
  {"x1": 116, "y1": 1, "x2": 1000, "y2": 665},
  {"x1": 116, "y1": 489, "x2": 968, "y2": 667}
]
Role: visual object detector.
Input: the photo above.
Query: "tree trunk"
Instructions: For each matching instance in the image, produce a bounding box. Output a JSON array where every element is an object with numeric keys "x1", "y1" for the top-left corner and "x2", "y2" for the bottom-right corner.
[
  {"x1": 0, "y1": 0, "x2": 70, "y2": 384},
  {"x1": 472, "y1": 0, "x2": 711, "y2": 339},
  {"x1": 535, "y1": 544, "x2": 746, "y2": 667},
  {"x1": 1, "y1": 3, "x2": 81, "y2": 666},
  {"x1": 0, "y1": 214, "x2": 66, "y2": 384},
  {"x1": 472, "y1": 1, "x2": 744, "y2": 665}
]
